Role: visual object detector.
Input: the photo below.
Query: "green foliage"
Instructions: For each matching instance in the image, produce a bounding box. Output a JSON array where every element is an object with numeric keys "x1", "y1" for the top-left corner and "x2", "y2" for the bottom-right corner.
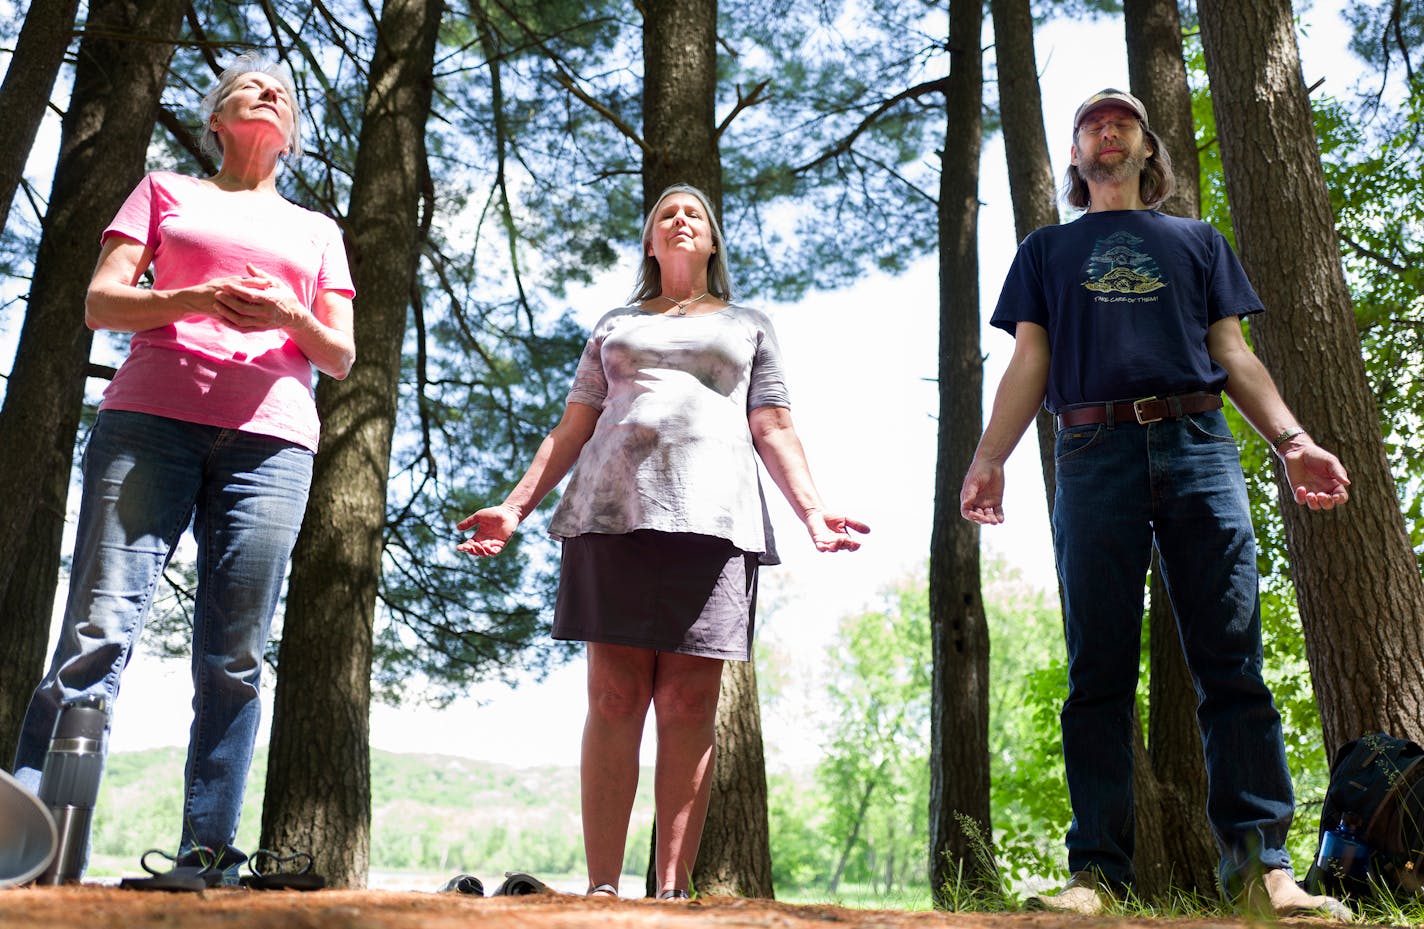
[
  {"x1": 720, "y1": 0, "x2": 947, "y2": 299},
  {"x1": 936, "y1": 812, "x2": 1014, "y2": 911},
  {"x1": 982, "y1": 560, "x2": 1072, "y2": 888},
  {"x1": 812, "y1": 572, "x2": 931, "y2": 893},
  {"x1": 773, "y1": 560, "x2": 1070, "y2": 899},
  {"x1": 767, "y1": 768, "x2": 832, "y2": 888}
]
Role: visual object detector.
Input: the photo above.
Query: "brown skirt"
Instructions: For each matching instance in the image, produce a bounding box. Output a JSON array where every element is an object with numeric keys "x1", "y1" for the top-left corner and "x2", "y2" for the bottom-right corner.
[{"x1": 552, "y1": 530, "x2": 758, "y2": 661}]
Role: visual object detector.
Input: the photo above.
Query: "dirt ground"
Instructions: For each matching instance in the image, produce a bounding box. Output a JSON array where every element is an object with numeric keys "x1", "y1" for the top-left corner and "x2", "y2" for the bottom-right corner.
[{"x1": 0, "y1": 886, "x2": 1350, "y2": 929}]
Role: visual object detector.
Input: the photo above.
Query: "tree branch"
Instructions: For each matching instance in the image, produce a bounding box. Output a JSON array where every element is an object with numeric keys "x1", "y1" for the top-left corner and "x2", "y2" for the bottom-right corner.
[
  {"x1": 714, "y1": 79, "x2": 771, "y2": 141},
  {"x1": 550, "y1": 67, "x2": 650, "y2": 153},
  {"x1": 788, "y1": 77, "x2": 949, "y2": 175}
]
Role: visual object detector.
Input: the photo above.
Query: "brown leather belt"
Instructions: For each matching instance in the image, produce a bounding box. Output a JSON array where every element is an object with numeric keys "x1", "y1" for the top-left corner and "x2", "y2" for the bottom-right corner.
[{"x1": 1056, "y1": 392, "x2": 1223, "y2": 430}]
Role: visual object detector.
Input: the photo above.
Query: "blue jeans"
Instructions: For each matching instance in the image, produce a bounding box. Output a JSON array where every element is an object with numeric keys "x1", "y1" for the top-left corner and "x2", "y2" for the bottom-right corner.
[
  {"x1": 13, "y1": 411, "x2": 312, "y2": 867},
  {"x1": 1052, "y1": 408, "x2": 1293, "y2": 891}
]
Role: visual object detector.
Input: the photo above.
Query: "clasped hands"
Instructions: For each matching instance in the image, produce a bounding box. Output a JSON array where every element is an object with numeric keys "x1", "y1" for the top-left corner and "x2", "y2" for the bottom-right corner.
[{"x1": 210, "y1": 262, "x2": 304, "y2": 332}]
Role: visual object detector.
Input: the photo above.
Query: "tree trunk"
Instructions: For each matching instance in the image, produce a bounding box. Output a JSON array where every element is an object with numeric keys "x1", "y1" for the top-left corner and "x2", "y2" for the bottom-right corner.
[
  {"x1": 1135, "y1": 563, "x2": 1218, "y2": 896},
  {"x1": 827, "y1": 764, "x2": 883, "y2": 895},
  {"x1": 691, "y1": 659, "x2": 774, "y2": 896},
  {"x1": 929, "y1": 0, "x2": 990, "y2": 906},
  {"x1": 1124, "y1": 0, "x2": 1200, "y2": 219},
  {"x1": 989, "y1": 0, "x2": 1060, "y2": 526},
  {"x1": 1123, "y1": 0, "x2": 1218, "y2": 899},
  {"x1": 0, "y1": 0, "x2": 80, "y2": 235},
  {"x1": 641, "y1": 0, "x2": 720, "y2": 212},
  {"x1": 260, "y1": 0, "x2": 443, "y2": 889},
  {"x1": 0, "y1": 0, "x2": 186, "y2": 764},
  {"x1": 1198, "y1": 0, "x2": 1424, "y2": 754},
  {"x1": 639, "y1": 0, "x2": 774, "y2": 898}
]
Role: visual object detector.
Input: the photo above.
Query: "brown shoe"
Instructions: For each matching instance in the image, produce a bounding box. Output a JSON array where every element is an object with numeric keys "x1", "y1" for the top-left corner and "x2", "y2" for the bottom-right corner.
[
  {"x1": 1240, "y1": 868, "x2": 1352, "y2": 922},
  {"x1": 1025, "y1": 872, "x2": 1109, "y2": 915}
]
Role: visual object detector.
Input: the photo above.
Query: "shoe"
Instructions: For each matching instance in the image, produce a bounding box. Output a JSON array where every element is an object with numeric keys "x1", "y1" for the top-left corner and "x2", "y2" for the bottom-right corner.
[
  {"x1": 492, "y1": 871, "x2": 546, "y2": 896},
  {"x1": 1025, "y1": 872, "x2": 1108, "y2": 915},
  {"x1": 1241, "y1": 868, "x2": 1352, "y2": 922},
  {"x1": 239, "y1": 849, "x2": 326, "y2": 891},
  {"x1": 657, "y1": 888, "x2": 692, "y2": 900},
  {"x1": 587, "y1": 883, "x2": 618, "y2": 898},
  {"x1": 439, "y1": 873, "x2": 485, "y2": 895},
  {"x1": 119, "y1": 846, "x2": 235, "y2": 892}
]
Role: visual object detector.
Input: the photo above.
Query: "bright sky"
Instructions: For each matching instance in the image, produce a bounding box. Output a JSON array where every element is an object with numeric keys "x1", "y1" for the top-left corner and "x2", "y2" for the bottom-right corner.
[{"x1": 18, "y1": 2, "x2": 1365, "y2": 773}]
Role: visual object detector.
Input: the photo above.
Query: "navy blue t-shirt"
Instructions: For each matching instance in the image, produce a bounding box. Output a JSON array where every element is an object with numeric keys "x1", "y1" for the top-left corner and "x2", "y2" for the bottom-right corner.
[{"x1": 990, "y1": 210, "x2": 1264, "y2": 412}]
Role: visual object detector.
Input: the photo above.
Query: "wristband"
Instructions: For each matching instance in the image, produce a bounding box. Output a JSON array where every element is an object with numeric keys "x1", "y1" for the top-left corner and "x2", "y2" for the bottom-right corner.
[{"x1": 1271, "y1": 427, "x2": 1306, "y2": 451}]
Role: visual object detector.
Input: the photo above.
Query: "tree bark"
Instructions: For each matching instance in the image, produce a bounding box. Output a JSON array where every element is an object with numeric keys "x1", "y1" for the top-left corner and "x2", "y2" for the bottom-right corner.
[
  {"x1": 1198, "y1": 0, "x2": 1424, "y2": 754},
  {"x1": 260, "y1": 0, "x2": 443, "y2": 889},
  {"x1": 641, "y1": 0, "x2": 720, "y2": 212},
  {"x1": 989, "y1": 0, "x2": 1060, "y2": 524},
  {"x1": 1124, "y1": 0, "x2": 1200, "y2": 219},
  {"x1": 929, "y1": 0, "x2": 990, "y2": 906},
  {"x1": 691, "y1": 658, "x2": 774, "y2": 897},
  {"x1": 639, "y1": 0, "x2": 774, "y2": 898},
  {"x1": 1123, "y1": 0, "x2": 1218, "y2": 899},
  {"x1": 0, "y1": 0, "x2": 186, "y2": 765},
  {"x1": 0, "y1": 0, "x2": 80, "y2": 236}
]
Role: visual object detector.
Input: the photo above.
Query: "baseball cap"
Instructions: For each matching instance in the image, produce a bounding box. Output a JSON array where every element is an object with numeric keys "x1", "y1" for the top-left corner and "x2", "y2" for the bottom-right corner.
[{"x1": 1073, "y1": 88, "x2": 1149, "y2": 129}]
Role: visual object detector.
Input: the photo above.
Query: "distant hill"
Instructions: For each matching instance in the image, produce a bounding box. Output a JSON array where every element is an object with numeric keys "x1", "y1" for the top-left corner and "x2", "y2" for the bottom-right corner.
[{"x1": 87, "y1": 747, "x2": 654, "y2": 880}]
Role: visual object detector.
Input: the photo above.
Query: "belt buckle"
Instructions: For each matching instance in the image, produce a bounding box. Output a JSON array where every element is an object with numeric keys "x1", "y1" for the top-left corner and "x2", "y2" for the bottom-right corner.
[{"x1": 1133, "y1": 396, "x2": 1163, "y2": 424}]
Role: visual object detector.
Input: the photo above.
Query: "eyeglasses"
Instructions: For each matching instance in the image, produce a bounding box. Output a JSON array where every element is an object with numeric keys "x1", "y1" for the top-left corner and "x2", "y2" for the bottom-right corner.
[{"x1": 1078, "y1": 117, "x2": 1140, "y2": 137}]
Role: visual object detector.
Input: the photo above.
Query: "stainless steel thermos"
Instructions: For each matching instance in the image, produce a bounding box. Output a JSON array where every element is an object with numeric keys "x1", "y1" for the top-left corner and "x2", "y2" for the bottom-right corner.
[{"x1": 34, "y1": 695, "x2": 108, "y2": 884}]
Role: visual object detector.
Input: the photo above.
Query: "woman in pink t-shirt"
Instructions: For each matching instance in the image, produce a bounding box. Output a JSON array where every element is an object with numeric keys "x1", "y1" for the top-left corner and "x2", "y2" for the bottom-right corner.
[{"x1": 12, "y1": 54, "x2": 354, "y2": 885}]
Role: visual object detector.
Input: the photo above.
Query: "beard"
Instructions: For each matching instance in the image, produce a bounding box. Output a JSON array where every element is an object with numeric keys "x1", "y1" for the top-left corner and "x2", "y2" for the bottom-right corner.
[{"x1": 1077, "y1": 143, "x2": 1148, "y2": 185}]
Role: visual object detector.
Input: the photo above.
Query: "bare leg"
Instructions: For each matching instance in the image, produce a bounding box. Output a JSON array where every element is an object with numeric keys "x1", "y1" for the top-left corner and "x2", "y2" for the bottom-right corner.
[
  {"x1": 581, "y1": 643, "x2": 656, "y2": 894},
  {"x1": 651, "y1": 652, "x2": 724, "y2": 895}
]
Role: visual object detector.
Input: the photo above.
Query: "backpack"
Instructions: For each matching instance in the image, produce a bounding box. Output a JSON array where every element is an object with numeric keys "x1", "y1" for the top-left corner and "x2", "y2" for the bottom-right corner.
[{"x1": 1305, "y1": 732, "x2": 1424, "y2": 901}]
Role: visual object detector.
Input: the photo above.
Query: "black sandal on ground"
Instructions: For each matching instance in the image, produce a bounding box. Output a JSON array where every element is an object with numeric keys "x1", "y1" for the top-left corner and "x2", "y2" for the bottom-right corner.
[
  {"x1": 587, "y1": 883, "x2": 618, "y2": 898},
  {"x1": 118, "y1": 847, "x2": 224, "y2": 892},
  {"x1": 239, "y1": 849, "x2": 326, "y2": 891},
  {"x1": 658, "y1": 888, "x2": 691, "y2": 900},
  {"x1": 438, "y1": 874, "x2": 485, "y2": 895},
  {"x1": 492, "y1": 871, "x2": 547, "y2": 895}
]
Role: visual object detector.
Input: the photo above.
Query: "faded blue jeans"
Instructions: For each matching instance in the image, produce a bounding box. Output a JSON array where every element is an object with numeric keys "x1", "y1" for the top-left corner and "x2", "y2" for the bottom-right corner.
[
  {"x1": 13, "y1": 410, "x2": 311, "y2": 869},
  {"x1": 1052, "y1": 407, "x2": 1293, "y2": 892}
]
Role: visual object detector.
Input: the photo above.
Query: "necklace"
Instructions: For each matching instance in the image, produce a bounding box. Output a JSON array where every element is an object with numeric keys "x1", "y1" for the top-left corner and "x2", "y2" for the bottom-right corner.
[{"x1": 665, "y1": 291, "x2": 710, "y2": 315}]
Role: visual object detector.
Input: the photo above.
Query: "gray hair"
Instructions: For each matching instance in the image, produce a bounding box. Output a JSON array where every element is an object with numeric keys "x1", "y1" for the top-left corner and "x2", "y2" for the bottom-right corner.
[
  {"x1": 629, "y1": 184, "x2": 734, "y2": 303},
  {"x1": 199, "y1": 53, "x2": 302, "y2": 163},
  {"x1": 1061, "y1": 123, "x2": 1175, "y2": 211}
]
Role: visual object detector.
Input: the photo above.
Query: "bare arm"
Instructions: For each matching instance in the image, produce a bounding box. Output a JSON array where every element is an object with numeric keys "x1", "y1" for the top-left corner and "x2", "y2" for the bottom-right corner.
[
  {"x1": 748, "y1": 405, "x2": 868, "y2": 552},
  {"x1": 213, "y1": 264, "x2": 355, "y2": 378},
  {"x1": 456, "y1": 401, "x2": 602, "y2": 556},
  {"x1": 1207, "y1": 316, "x2": 1350, "y2": 510},
  {"x1": 86, "y1": 236, "x2": 248, "y2": 331},
  {"x1": 960, "y1": 322, "x2": 1051, "y2": 524},
  {"x1": 87, "y1": 241, "x2": 356, "y2": 379}
]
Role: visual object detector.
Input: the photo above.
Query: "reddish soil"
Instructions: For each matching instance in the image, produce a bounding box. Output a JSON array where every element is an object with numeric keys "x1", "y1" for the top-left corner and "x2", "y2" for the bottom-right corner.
[{"x1": 0, "y1": 886, "x2": 1347, "y2": 929}]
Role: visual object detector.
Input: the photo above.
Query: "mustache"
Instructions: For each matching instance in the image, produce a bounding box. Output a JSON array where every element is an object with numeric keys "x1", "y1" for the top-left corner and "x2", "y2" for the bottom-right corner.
[{"x1": 1078, "y1": 149, "x2": 1147, "y2": 184}]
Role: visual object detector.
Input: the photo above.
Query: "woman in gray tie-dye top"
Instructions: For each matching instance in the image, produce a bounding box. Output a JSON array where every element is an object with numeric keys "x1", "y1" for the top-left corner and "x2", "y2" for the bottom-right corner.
[{"x1": 456, "y1": 184, "x2": 867, "y2": 901}]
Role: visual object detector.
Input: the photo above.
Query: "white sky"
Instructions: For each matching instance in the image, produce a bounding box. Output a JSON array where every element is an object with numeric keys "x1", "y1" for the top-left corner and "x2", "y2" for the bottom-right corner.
[{"x1": 9, "y1": 2, "x2": 1366, "y2": 772}]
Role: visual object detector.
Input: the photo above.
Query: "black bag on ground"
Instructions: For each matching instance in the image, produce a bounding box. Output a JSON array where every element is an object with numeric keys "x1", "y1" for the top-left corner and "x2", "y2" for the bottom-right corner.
[{"x1": 1305, "y1": 732, "x2": 1424, "y2": 901}]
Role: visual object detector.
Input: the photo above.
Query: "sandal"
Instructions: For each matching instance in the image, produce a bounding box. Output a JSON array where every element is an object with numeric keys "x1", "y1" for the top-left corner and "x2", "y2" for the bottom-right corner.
[
  {"x1": 119, "y1": 846, "x2": 227, "y2": 892},
  {"x1": 239, "y1": 849, "x2": 326, "y2": 891},
  {"x1": 587, "y1": 883, "x2": 618, "y2": 898},
  {"x1": 492, "y1": 871, "x2": 546, "y2": 896},
  {"x1": 438, "y1": 873, "x2": 485, "y2": 895},
  {"x1": 658, "y1": 888, "x2": 692, "y2": 900}
]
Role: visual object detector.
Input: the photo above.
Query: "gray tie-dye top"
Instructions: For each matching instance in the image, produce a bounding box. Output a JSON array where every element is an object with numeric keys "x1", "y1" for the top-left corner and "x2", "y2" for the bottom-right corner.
[{"x1": 547, "y1": 303, "x2": 787, "y2": 563}]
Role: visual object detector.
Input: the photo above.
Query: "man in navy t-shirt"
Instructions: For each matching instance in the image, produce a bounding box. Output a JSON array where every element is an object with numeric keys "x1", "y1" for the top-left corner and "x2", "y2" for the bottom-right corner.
[{"x1": 961, "y1": 89, "x2": 1351, "y2": 917}]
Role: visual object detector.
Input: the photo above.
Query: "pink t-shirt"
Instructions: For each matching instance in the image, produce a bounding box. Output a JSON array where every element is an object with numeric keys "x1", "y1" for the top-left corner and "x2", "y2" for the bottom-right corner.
[{"x1": 99, "y1": 171, "x2": 355, "y2": 451}]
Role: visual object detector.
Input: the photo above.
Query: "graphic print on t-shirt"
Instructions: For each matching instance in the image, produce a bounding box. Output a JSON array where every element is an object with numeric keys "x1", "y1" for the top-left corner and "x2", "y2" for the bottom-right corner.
[{"x1": 1082, "y1": 230, "x2": 1167, "y2": 296}]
